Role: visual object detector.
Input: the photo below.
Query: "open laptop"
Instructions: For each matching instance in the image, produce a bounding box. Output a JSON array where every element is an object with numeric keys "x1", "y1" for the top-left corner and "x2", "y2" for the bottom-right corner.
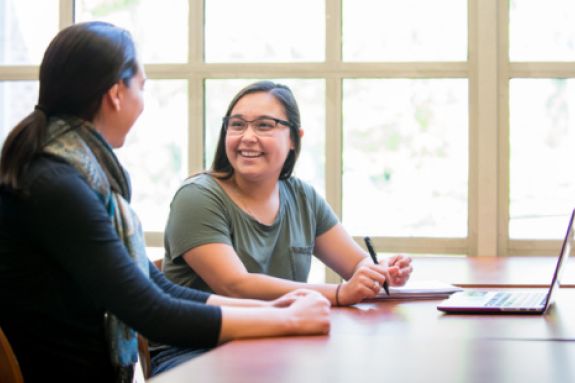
[{"x1": 437, "y1": 208, "x2": 574, "y2": 314}]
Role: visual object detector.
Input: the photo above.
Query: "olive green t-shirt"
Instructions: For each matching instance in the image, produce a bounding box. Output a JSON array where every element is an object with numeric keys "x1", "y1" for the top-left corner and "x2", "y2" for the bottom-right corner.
[{"x1": 163, "y1": 173, "x2": 339, "y2": 293}]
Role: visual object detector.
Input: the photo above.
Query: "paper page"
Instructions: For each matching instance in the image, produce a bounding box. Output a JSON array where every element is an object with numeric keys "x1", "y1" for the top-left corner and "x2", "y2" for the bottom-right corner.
[{"x1": 373, "y1": 280, "x2": 463, "y2": 300}]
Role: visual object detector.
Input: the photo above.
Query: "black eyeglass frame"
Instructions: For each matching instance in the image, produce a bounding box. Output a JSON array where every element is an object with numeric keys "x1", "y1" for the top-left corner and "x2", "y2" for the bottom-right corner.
[{"x1": 222, "y1": 116, "x2": 295, "y2": 130}]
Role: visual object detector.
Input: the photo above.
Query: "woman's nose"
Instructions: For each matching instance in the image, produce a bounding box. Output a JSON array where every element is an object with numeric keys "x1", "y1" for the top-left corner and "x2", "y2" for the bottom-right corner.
[{"x1": 240, "y1": 124, "x2": 259, "y2": 140}]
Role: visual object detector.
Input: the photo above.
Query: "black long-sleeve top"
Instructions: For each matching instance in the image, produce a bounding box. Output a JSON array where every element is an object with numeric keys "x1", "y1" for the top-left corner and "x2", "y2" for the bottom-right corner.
[{"x1": 0, "y1": 155, "x2": 222, "y2": 382}]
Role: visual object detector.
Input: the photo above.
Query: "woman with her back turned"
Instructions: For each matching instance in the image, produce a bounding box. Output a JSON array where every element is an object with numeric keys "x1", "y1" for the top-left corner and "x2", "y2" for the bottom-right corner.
[{"x1": 0, "y1": 22, "x2": 329, "y2": 382}]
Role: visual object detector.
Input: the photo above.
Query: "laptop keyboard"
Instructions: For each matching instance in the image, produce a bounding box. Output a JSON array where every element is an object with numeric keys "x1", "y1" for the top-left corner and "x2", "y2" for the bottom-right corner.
[{"x1": 485, "y1": 292, "x2": 547, "y2": 308}]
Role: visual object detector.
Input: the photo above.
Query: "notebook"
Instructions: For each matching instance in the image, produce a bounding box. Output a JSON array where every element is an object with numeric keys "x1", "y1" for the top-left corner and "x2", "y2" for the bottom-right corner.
[
  {"x1": 372, "y1": 280, "x2": 463, "y2": 300},
  {"x1": 437, "y1": 208, "x2": 574, "y2": 314}
]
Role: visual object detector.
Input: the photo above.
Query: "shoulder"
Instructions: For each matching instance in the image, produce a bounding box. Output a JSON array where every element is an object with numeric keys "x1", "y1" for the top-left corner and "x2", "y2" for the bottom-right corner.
[
  {"x1": 171, "y1": 173, "x2": 211, "y2": 202},
  {"x1": 176, "y1": 173, "x2": 220, "y2": 197},
  {"x1": 19, "y1": 155, "x2": 111, "y2": 227},
  {"x1": 169, "y1": 173, "x2": 229, "y2": 213},
  {"x1": 283, "y1": 177, "x2": 321, "y2": 199},
  {"x1": 24, "y1": 155, "x2": 90, "y2": 196},
  {"x1": 282, "y1": 177, "x2": 336, "y2": 218},
  {"x1": 181, "y1": 172, "x2": 217, "y2": 188},
  {"x1": 280, "y1": 177, "x2": 327, "y2": 214}
]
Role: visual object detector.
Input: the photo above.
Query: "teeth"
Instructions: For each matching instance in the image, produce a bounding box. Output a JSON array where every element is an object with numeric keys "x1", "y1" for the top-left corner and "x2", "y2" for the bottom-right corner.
[{"x1": 240, "y1": 151, "x2": 262, "y2": 158}]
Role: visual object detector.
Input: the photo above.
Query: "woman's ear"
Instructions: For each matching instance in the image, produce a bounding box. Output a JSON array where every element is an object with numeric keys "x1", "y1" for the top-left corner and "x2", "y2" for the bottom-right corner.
[
  {"x1": 104, "y1": 83, "x2": 121, "y2": 111},
  {"x1": 290, "y1": 128, "x2": 304, "y2": 150}
]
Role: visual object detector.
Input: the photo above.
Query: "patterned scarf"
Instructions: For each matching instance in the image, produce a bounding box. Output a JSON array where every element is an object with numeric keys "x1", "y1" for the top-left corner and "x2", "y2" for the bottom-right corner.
[{"x1": 42, "y1": 115, "x2": 148, "y2": 381}]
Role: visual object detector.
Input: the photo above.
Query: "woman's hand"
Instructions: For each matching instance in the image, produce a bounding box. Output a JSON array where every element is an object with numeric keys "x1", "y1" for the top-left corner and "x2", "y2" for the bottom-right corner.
[
  {"x1": 283, "y1": 290, "x2": 331, "y2": 335},
  {"x1": 217, "y1": 289, "x2": 330, "y2": 342},
  {"x1": 269, "y1": 289, "x2": 319, "y2": 308},
  {"x1": 337, "y1": 263, "x2": 389, "y2": 305},
  {"x1": 385, "y1": 254, "x2": 413, "y2": 286},
  {"x1": 337, "y1": 255, "x2": 413, "y2": 305}
]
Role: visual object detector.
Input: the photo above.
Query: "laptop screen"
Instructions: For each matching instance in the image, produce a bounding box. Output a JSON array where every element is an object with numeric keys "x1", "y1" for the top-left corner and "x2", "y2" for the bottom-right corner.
[{"x1": 540, "y1": 208, "x2": 575, "y2": 311}]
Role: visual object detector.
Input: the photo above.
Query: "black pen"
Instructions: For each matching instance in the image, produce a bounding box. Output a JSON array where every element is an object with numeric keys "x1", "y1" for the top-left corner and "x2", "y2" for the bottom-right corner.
[{"x1": 363, "y1": 236, "x2": 390, "y2": 296}]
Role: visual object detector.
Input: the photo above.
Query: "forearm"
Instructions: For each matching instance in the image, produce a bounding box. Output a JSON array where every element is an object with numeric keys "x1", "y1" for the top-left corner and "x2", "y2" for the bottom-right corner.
[
  {"x1": 206, "y1": 294, "x2": 268, "y2": 308},
  {"x1": 314, "y1": 224, "x2": 370, "y2": 280},
  {"x1": 217, "y1": 294, "x2": 331, "y2": 343},
  {"x1": 149, "y1": 262, "x2": 210, "y2": 302},
  {"x1": 318, "y1": 252, "x2": 367, "y2": 281},
  {"x1": 217, "y1": 273, "x2": 307, "y2": 299},
  {"x1": 219, "y1": 274, "x2": 341, "y2": 306},
  {"x1": 217, "y1": 307, "x2": 295, "y2": 343},
  {"x1": 353, "y1": 256, "x2": 374, "y2": 272}
]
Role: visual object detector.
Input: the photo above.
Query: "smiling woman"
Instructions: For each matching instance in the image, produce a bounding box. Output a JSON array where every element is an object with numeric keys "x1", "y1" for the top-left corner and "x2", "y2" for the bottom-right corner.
[
  {"x1": 162, "y1": 80, "x2": 413, "y2": 310},
  {"x1": 223, "y1": 91, "x2": 299, "y2": 187}
]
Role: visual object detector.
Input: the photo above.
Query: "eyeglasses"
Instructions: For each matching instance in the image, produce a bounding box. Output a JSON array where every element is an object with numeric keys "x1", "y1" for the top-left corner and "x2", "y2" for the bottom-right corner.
[{"x1": 223, "y1": 116, "x2": 293, "y2": 136}]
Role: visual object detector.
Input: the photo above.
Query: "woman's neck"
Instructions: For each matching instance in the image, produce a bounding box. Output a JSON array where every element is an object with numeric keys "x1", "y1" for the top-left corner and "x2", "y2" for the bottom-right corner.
[
  {"x1": 232, "y1": 175, "x2": 277, "y2": 201},
  {"x1": 224, "y1": 175, "x2": 280, "y2": 225}
]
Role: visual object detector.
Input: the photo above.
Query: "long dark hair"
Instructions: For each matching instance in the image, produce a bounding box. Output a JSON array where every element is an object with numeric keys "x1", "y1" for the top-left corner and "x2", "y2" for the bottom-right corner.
[
  {"x1": 0, "y1": 21, "x2": 139, "y2": 192},
  {"x1": 210, "y1": 81, "x2": 302, "y2": 180}
]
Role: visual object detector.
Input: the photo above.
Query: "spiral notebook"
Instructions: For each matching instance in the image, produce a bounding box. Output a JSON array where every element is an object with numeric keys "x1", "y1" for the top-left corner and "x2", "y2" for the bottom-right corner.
[{"x1": 437, "y1": 208, "x2": 574, "y2": 314}]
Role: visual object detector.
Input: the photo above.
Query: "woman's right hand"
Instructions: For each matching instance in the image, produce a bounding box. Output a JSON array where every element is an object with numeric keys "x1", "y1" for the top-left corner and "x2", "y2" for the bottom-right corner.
[
  {"x1": 284, "y1": 289, "x2": 331, "y2": 335},
  {"x1": 337, "y1": 262, "x2": 389, "y2": 305}
]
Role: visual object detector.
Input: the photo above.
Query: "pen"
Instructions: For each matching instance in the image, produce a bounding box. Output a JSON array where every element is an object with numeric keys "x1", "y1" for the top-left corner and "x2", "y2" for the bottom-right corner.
[{"x1": 363, "y1": 236, "x2": 390, "y2": 296}]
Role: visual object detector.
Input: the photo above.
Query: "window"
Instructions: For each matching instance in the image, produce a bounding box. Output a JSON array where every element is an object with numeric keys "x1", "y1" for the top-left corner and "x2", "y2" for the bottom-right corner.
[
  {"x1": 343, "y1": 0, "x2": 466, "y2": 61},
  {"x1": 0, "y1": 0, "x2": 56, "y2": 140},
  {"x1": 0, "y1": 81, "x2": 38, "y2": 142},
  {"x1": 507, "y1": 0, "x2": 575, "y2": 254},
  {"x1": 116, "y1": 80, "x2": 188, "y2": 232},
  {"x1": 204, "y1": 0, "x2": 325, "y2": 63},
  {"x1": 509, "y1": 79, "x2": 575, "y2": 240},
  {"x1": 0, "y1": 0, "x2": 58, "y2": 65},
  {"x1": 75, "y1": 0, "x2": 189, "y2": 63},
  {"x1": 509, "y1": 0, "x2": 575, "y2": 62},
  {"x1": 1, "y1": 1, "x2": 571, "y2": 284},
  {"x1": 343, "y1": 79, "x2": 468, "y2": 238}
]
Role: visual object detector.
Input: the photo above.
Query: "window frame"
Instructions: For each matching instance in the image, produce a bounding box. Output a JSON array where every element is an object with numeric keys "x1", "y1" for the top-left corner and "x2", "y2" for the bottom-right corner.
[{"x1": 0, "y1": 0, "x2": 570, "y2": 285}]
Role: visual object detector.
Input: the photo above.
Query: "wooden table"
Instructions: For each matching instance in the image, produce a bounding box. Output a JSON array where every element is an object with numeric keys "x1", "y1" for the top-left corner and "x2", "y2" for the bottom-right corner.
[
  {"x1": 408, "y1": 255, "x2": 575, "y2": 287},
  {"x1": 149, "y1": 257, "x2": 575, "y2": 383}
]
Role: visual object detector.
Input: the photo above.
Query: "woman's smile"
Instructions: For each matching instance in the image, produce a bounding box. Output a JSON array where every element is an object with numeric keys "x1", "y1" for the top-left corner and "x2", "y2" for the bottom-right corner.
[{"x1": 238, "y1": 150, "x2": 264, "y2": 158}]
